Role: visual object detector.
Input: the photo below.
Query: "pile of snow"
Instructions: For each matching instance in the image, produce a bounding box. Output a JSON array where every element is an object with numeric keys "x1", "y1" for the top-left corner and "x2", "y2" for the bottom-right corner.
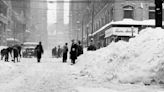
[
  {"x1": 0, "y1": 46, "x2": 7, "y2": 51},
  {"x1": 75, "y1": 28, "x2": 164, "y2": 84}
]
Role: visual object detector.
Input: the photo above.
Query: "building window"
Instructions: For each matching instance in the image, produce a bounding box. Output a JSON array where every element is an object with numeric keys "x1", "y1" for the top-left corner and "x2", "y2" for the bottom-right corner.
[
  {"x1": 149, "y1": 6, "x2": 155, "y2": 19},
  {"x1": 123, "y1": 6, "x2": 134, "y2": 19}
]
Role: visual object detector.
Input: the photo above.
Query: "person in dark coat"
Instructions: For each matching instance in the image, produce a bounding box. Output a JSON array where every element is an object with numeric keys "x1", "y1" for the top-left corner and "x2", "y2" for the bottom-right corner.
[
  {"x1": 52, "y1": 47, "x2": 56, "y2": 58},
  {"x1": 35, "y1": 42, "x2": 44, "y2": 63},
  {"x1": 11, "y1": 44, "x2": 22, "y2": 63},
  {"x1": 57, "y1": 45, "x2": 61, "y2": 58},
  {"x1": 62, "y1": 43, "x2": 68, "y2": 63},
  {"x1": 70, "y1": 40, "x2": 78, "y2": 65},
  {"x1": 1, "y1": 48, "x2": 9, "y2": 62},
  {"x1": 13, "y1": 44, "x2": 22, "y2": 58},
  {"x1": 52, "y1": 48, "x2": 54, "y2": 57},
  {"x1": 12, "y1": 46, "x2": 19, "y2": 63},
  {"x1": 54, "y1": 47, "x2": 57, "y2": 57},
  {"x1": 77, "y1": 41, "x2": 83, "y2": 57},
  {"x1": 87, "y1": 40, "x2": 96, "y2": 51}
]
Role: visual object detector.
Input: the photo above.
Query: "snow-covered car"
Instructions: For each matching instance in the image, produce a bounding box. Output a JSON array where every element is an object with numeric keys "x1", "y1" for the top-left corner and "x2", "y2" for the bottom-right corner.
[
  {"x1": 22, "y1": 47, "x2": 36, "y2": 58},
  {"x1": 22, "y1": 42, "x2": 38, "y2": 58}
]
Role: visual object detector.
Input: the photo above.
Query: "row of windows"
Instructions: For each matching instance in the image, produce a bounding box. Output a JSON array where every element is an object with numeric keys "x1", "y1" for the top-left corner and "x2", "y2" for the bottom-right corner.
[
  {"x1": 93, "y1": 5, "x2": 155, "y2": 32},
  {"x1": 124, "y1": 6, "x2": 155, "y2": 19}
]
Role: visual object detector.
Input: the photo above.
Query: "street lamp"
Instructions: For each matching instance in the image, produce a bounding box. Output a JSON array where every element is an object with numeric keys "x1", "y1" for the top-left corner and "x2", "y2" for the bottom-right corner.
[
  {"x1": 76, "y1": 21, "x2": 80, "y2": 40},
  {"x1": 86, "y1": 24, "x2": 89, "y2": 47},
  {"x1": 131, "y1": 26, "x2": 134, "y2": 37}
]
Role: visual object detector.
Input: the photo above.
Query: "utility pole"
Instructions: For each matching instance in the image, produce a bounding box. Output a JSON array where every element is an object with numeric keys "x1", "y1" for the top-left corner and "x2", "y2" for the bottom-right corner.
[
  {"x1": 14, "y1": 23, "x2": 16, "y2": 45},
  {"x1": 81, "y1": 15, "x2": 84, "y2": 47},
  {"x1": 91, "y1": 2, "x2": 94, "y2": 37},
  {"x1": 155, "y1": 0, "x2": 163, "y2": 27}
]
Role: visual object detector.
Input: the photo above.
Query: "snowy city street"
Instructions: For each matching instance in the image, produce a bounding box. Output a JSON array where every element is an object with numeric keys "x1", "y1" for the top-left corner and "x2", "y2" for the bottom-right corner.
[
  {"x1": 1, "y1": 0, "x2": 164, "y2": 92},
  {"x1": 0, "y1": 28, "x2": 164, "y2": 92},
  {"x1": 0, "y1": 56, "x2": 163, "y2": 92}
]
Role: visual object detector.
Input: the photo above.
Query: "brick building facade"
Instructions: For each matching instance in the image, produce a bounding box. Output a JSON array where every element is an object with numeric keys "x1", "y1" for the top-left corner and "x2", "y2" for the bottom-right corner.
[{"x1": 70, "y1": 0, "x2": 158, "y2": 48}]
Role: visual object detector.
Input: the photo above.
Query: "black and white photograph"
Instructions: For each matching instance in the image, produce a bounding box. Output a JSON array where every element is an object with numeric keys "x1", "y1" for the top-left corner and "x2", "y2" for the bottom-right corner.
[{"x1": 0, "y1": 0, "x2": 164, "y2": 92}]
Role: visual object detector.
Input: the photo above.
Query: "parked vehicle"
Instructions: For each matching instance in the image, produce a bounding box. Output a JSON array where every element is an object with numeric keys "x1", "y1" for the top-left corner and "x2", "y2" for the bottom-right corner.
[{"x1": 22, "y1": 42, "x2": 38, "y2": 58}]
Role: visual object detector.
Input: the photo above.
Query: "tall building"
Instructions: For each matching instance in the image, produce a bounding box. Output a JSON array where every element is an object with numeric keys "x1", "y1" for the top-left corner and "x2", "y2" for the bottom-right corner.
[
  {"x1": 56, "y1": 0, "x2": 64, "y2": 25},
  {"x1": 28, "y1": 0, "x2": 48, "y2": 49},
  {"x1": 10, "y1": 0, "x2": 29, "y2": 44},
  {"x1": 48, "y1": 0, "x2": 70, "y2": 49},
  {"x1": 0, "y1": 0, "x2": 11, "y2": 45}
]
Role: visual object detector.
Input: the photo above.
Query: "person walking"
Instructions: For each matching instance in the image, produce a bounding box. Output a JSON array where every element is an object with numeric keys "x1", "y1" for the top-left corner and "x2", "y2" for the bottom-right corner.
[
  {"x1": 35, "y1": 42, "x2": 44, "y2": 63},
  {"x1": 52, "y1": 46, "x2": 57, "y2": 58},
  {"x1": 52, "y1": 47, "x2": 54, "y2": 57},
  {"x1": 62, "y1": 43, "x2": 68, "y2": 63},
  {"x1": 70, "y1": 40, "x2": 78, "y2": 65},
  {"x1": 54, "y1": 46, "x2": 57, "y2": 57},
  {"x1": 57, "y1": 45, "x2": 61, "y2": 58},
  {"x1": 77, "y1": 41, "x2": 83, "y2": 57}
]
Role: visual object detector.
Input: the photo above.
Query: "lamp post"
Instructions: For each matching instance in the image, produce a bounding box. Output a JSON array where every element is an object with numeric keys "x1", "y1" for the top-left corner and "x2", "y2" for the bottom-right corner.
[
  {"x1": 81, "y1": 15, "x2": 84, "y2": 47},
  {"x1": 76, "y1": 21, "x2": 80, "y2": 41},
  {"x1": 131, "y1": 26, "x2": 134, "y2": 37},
  {"x1": 14, "y1": 22, "x2": 16, "y2": 45},
  {"x1": 86, "y1": 3, "x2": 94, "y2": 46},
  {"x1": 86, "y1": 25, "x2": 89, "y2": 47},
  {"x1": 91, "y1": 3, "x2": 94, "y2": 35}
]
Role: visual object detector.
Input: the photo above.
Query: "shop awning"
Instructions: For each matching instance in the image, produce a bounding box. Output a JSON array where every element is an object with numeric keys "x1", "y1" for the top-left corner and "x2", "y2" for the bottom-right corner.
[
  {"x1": 93, "y1": 19, "x2": 164, "y2": 37},
  {"x1": 105, "y1": 27, "x2": 139, "y2": 38}
]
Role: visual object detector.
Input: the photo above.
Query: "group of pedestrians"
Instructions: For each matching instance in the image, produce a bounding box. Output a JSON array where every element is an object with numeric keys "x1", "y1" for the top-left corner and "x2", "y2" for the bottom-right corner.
[
  {"x1": 0, "y1": 40, "x2": 96, "y2": 64},
  {"x1": 1, "y1": 45, "x2": 22, "y2": 63},
  {"x1": 52, "y1": 45, "x2": 62, "y2": 58},
  {"x1": 70, "y1": 40, "x2": 83, "y2": 64},
  {"x1": 51, "y1": 40, "x2": 83, "y2": 65}
]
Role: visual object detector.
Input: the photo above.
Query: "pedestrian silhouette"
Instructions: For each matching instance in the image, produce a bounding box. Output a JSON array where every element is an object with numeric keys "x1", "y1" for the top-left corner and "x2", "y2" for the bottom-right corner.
[{"x1": 35, "y1": 42, "x2": 44, "y2": 63}]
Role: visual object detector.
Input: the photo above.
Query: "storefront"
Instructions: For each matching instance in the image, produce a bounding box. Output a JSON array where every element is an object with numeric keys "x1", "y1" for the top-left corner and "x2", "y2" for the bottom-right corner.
[{"x1": 105, "y1": 26, "x2": 139, "y2": 45}]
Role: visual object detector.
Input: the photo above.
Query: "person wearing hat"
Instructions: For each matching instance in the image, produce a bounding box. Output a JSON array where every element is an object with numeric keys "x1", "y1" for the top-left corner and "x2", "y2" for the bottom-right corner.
[{"x1": 70, "y1": 40, "x2": 78, "y2": 65}]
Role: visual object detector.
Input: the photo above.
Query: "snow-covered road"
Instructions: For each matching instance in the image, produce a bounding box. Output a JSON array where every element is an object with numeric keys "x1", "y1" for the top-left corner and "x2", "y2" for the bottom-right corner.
[
  {"x1": 0, "y1": 56, "x2": 163, "y2": 92},
  {"x1": 0, "y1": 57, "x2": 76, "y2": 92}
]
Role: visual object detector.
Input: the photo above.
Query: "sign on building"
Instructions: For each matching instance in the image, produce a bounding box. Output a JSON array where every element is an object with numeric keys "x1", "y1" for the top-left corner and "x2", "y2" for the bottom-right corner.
[{"x1": 105, "y1": 27, "x2": 138, "y2": 38}]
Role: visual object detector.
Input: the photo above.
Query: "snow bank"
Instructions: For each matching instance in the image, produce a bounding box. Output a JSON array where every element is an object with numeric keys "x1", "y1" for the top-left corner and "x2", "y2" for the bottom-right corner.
[
  {"x1": 0, "y1": 46, "x2": 7, "y2": 51},
  {"x1": 75, "y1": 27, "x2": 164, "y2": 84}
]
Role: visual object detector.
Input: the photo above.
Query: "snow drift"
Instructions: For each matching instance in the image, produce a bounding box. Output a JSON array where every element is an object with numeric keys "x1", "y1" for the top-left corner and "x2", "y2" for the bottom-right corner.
[{"x1": 75, "y1": 27, "x2": 164, "y2": 84}]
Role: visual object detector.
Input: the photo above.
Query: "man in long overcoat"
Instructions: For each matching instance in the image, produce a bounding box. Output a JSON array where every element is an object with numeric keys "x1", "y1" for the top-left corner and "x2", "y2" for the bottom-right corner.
[
  {"x1": 35, "y1": 42, "x2": 44, "y2": 63},
  {"x1": 70, "y1": 40, "x2": 78, "y2": 64},
  {"x1": 62, "y1": 43, "x2": 68, "y2": 63},
  {"x1": 77, "y1": 41, "x2": 83, "y2": 57}
]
